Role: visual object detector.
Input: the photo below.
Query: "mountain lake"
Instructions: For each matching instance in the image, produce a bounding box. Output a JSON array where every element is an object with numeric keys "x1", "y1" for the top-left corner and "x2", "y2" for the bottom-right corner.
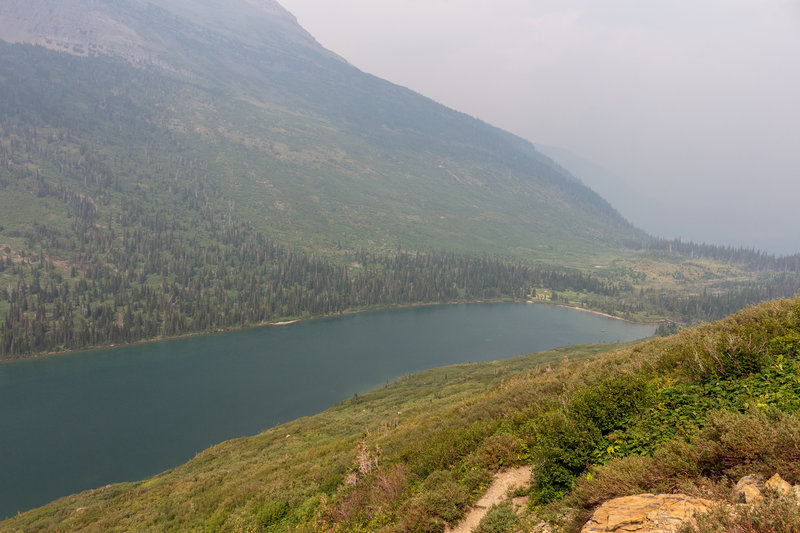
[{"x1": 0, "y1": 302, "x2": 655, "y2": 518}]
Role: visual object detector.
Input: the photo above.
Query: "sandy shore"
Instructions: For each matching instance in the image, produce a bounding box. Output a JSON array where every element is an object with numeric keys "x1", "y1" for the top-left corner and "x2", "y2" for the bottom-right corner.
[{"x1": 547, "y1": 302, "x2": 636, "y2": 322}]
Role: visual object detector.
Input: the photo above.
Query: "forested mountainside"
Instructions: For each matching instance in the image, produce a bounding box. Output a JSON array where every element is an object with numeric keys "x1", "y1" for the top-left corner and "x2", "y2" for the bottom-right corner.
[
  {"x1": 0, "y1": 0, "x2": 798, "y2": 360},
  {"x1": 6, "y1": 297, "x2": 800, "y2": 531},
  {"x1": 0, "y1": 0, "x2": 640, "y2": 257}
]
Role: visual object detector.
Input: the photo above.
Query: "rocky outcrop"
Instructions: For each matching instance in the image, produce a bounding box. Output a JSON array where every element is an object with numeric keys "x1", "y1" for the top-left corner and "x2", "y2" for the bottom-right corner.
[
  {"x1": 765, "y1": 473, "x2": 794, "y2": 497},
  {"x1": 733, "y1": 475, "x2": 763, "y2": 503},
  {"x1": 732, "y1": 473, "x2": 799, "y2": 504},
  {"x1": 580, "y1": 494, "x2": 715, "y2": 533},
  {"x1": 582, "y1": 473, "x2": 800, "y2": 533}
]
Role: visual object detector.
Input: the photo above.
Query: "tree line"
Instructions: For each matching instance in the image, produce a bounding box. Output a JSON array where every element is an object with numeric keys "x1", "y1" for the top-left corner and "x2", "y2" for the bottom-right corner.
[
  {"x1": 1, "y1": 43, "x2": 798, "y2": 358},
  {"x1": 0, "y1": 235, "x2": 625, "y2": 358}
]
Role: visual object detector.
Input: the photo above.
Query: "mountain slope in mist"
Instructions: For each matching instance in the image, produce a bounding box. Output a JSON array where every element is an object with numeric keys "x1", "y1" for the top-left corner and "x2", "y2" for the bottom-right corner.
[{"x1": 0, "y1": 0, "x2": 645, "y2": 261}]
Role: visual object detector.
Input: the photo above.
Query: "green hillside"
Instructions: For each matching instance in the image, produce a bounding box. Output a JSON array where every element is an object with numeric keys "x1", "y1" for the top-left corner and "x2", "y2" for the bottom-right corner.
[
  {"x1": 1, "y1": 1, "x2": 799, "y2": 360},
  {"x1": 0, "y1": 0, "x2": 642, "y2": 259},
  {"x1": 0, "y1": 0, "x2": 659, "y2": 359},
  {"x1": 5, "y1": 297, "x2": 800, "y2": 532}
]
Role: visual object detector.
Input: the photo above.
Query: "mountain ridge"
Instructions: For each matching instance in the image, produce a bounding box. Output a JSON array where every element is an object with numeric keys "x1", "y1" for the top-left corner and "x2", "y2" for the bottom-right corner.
[
  {"x1": 0, "y1": 0, "x2": 645, "y2": 261},
  {"x1": 0, "y1": 0, "x2": 336, "y2": 67}
]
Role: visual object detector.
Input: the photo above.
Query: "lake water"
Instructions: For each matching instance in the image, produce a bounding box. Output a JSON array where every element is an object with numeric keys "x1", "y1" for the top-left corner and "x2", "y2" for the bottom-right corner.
[{"x1": 0, "y1": 302, "x2": 655, "y2": 518}]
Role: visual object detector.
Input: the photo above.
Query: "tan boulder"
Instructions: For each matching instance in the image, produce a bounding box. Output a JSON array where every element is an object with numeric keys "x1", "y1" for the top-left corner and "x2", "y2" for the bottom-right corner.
[
  {"x1": 581, "y1": 494, "x2": 715, "y2": 533},
  {"x1": 765, "y1": 473, "x2": 793, "y2": 497},
  {"x1": 733, "y1": 475, "x2": 763, "y2": 504}
]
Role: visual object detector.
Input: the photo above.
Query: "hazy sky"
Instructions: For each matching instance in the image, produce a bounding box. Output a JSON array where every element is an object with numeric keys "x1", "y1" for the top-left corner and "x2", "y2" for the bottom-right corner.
[{"x1": 279, "y1": 0, "x2": 800, "y2": 254}]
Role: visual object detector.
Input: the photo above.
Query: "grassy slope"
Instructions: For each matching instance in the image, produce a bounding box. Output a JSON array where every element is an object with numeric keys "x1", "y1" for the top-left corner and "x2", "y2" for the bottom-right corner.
[{"x1": 6, "y1": 297, "x2": 800, "y2": 532}]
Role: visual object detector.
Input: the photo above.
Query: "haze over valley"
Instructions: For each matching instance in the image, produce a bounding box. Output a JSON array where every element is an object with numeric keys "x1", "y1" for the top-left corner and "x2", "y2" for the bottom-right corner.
[{"x1": 282, "y1": 0, "x2": 800, "y2": 254}]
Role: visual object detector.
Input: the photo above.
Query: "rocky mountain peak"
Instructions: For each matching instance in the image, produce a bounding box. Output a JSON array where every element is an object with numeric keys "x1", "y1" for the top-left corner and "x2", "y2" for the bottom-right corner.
[{"x1": 0, "y1": 0, "x2": 335, "y2": 69}]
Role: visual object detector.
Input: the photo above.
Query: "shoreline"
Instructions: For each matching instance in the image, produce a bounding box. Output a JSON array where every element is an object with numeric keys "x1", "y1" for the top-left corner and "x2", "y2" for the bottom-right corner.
[
  {"x1": 547, "y1": 302, "x2": 642, "y2": 323},
  {"x1": 0, "y1": 299, "x2": 655, "y2": 364}
]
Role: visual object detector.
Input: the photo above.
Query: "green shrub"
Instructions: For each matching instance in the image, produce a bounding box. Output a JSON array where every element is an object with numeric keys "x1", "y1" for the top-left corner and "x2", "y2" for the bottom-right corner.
[
  {"x1": 692, "y1": 408, "x2": 800, "y2": 482},
  {"x1": 569, "y1": 374, "x2": 653, "y2": 434},
  {"x1": 768, "y1": 331, "x2": 800, "y2": 358},
  {"x1": 569, "y1": 439, "x2": 702, "y2": 510},
  {"x1": 393, "y1": 496, "x2": 446, "y2": 533},
  {"x1": 256, "y1": 499, "x2": 289, "y2": 528},
  {"x1": 469, "y1": 433, "x2": 522, "y2": 470},
  {"x1": 462, "y1": 467, "x2": 493, "y2": 495},
  {"x1": 528, "y1": 375, "x2": 653, "y2": 504},
  {"x1": 530, "y1": 411, "x2": 602, "y2": 503},
  {"x1": 317, "y1": 456, "x2": 350, "y2": 494},
  {"x1": 291, "y1": 494, "x2": 321, "y2": 522},
  {"x1": 567, "y1": 408, "x2": 800, "y2": 519},
  {"x1": 421, "y1": 470, "x2": 471, "y2": 523},
  {"x1": 395, "y1": 470, "x2": 470, "y2": 532},
  {"x1": 403, "y1": 420, "x2": 498, "y2": 478},
  {"x1": 473, "y1": 502, "x2": 520, "y2": 533}
]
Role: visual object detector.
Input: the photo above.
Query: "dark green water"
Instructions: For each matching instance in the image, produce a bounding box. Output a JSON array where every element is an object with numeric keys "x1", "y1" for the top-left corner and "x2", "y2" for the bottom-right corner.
[{"x1": 0, "y1": 303, "x2": 654, "y2": 518}]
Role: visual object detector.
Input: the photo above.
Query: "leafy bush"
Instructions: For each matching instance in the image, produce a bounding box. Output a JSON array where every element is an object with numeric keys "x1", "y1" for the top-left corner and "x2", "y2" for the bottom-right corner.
[
  {"x1": 395, "y1": 470, "x2": 470, "y2": 532},
  {"x1": 569, "y1": 439, "x2": 704, "y2": 511},
  {"x1": 768, "y1": 331, "x2": 800, "y2": 358},
  {"x1": 462, "y1": 467, "x2": 494, "y2": 495},
  {"x1": 469, "y1": 433, "x2": 523, "y2": 470},
  {"x1": 256, "y1": 500, "x2": 289, "y2": 528},
  {"x1": 421, "y1": 470, "x2": 471, "y2": 523},
  {"x1": 530, "y1": 411, "x2": 602, "y2": 503},
  {"x1": 566, "y1": 407, "x2": 800, "y2": 522},
  {"x1": 473, "y1": 502, "x2": 520, "y2": 533},
  {"x1": 692, "y1": 408, "x2": 800, "y2": 482},
  {"x1": 530, "y1": 374, "x2": 653, "y2": 503},
  {"x1": 569, "y1": 374, "x2": 653, "y2": 434}
]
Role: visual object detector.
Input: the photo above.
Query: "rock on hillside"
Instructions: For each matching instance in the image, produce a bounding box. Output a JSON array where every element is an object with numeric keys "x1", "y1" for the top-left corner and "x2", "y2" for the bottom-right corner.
[
  {"x1": 580, "y1": 494, "x2": 714, "y2": 533},
  {"x1": 582, "y1": 474, "x2": 800, "y2": 533}
]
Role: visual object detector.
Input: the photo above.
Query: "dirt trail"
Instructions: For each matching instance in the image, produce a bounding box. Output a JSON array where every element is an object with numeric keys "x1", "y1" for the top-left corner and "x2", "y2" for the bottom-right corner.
[{"x1": 446, "y1": 465, "x2": 532, "y2": 533}]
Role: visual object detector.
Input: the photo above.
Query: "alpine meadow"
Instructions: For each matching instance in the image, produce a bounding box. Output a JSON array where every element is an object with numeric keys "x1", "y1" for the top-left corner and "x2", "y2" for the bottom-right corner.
[{"x1": 1, "y1": 1, "x2": 799, "y2": 532}]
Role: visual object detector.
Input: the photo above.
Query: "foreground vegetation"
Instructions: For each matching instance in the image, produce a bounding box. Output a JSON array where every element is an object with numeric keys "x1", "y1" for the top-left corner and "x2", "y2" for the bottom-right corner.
[{"x1": 5, "y1": 297, "x2": 800, "y2": 532}]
